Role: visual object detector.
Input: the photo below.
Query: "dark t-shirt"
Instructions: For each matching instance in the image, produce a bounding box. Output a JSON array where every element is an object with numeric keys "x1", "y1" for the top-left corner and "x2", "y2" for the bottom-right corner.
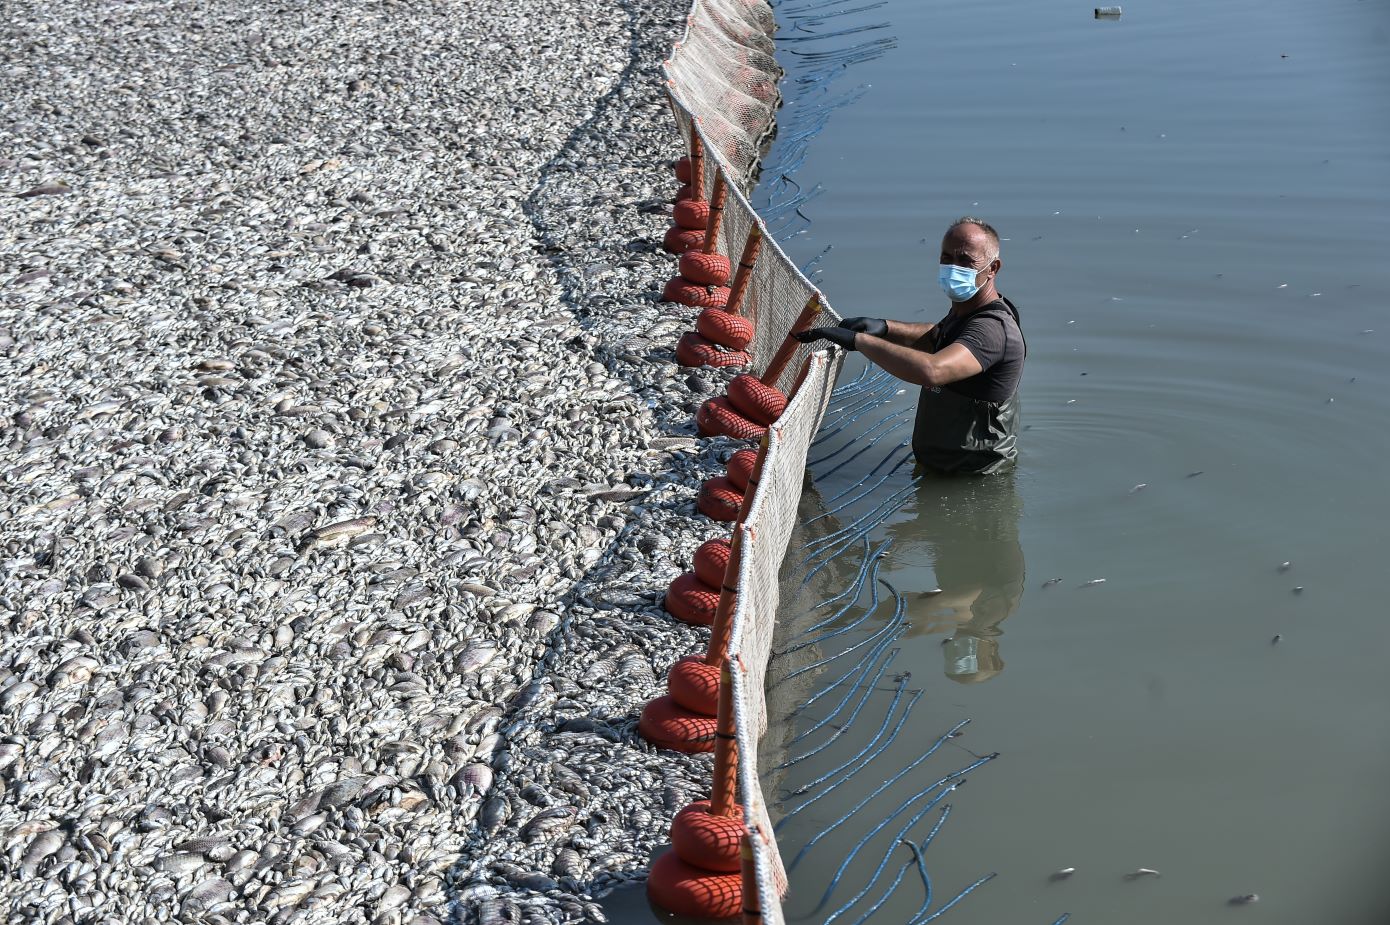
[{"x1": 918, "y1": 297, "x2": 1025, "y2": 403}]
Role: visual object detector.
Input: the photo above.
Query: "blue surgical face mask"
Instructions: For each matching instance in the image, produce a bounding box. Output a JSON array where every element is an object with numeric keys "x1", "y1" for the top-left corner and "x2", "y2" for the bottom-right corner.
[{"x1": 939, "y1": 262, "x2": 987, "y2": 302}]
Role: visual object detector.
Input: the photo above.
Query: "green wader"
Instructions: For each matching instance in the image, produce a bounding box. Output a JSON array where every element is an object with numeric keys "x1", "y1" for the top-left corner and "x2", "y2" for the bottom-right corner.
[{"x1": 911, "y1": 301, "x2": 1023, "y2": 476}]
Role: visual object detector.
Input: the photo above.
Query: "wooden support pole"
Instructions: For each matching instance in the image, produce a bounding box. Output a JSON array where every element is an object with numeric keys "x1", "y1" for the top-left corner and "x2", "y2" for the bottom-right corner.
[
  {"x1": 702, "y1": 170, "x2": 728, "y2": 255},
  {"x1": 724, "y1": 224, "x2": 763, "y2": 319},
  {"x1": 709, "y1": 659, "x2": 739, "y2": 818},
  {"x1": 759, "y1": 293, "x2": 823, "y2": 387},
  {"x1": 690, "y1": 131, "x2": 706, "y2": 203},
  {"x1": 741, "y1": 836, "x2": 762, "y2": 925}
]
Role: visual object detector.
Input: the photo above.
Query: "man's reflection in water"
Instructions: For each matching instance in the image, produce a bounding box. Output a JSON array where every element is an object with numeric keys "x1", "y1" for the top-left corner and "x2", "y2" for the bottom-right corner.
[{"x1": 886, "y1": 471, "x2": 1025, "y2": 684}]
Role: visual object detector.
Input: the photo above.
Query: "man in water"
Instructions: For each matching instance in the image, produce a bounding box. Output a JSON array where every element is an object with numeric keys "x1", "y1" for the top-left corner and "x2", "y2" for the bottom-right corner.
[{"x1": 796, "y1": 217, "x2": 1026, "y2": 474}]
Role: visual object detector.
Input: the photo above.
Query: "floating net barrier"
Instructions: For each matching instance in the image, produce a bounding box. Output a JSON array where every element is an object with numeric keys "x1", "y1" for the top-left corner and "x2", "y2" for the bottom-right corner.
[
  {"x1": 644, "y1": 1, "x2": 1075, "y2": 922},
  {"x1": 640, "y1": 0, "x2": 862, "y2": 920}
]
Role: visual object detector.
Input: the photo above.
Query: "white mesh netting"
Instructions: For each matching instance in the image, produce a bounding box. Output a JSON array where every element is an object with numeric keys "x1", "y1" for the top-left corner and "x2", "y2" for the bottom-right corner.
[{"x1": 663, "y1": 2, "x2": 845, "y2": 921}]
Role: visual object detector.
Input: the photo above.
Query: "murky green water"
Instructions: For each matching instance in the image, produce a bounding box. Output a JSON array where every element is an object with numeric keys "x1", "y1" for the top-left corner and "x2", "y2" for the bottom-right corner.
[{"x1": 763, "y1": 0, "x2": 1390, "y2": 923}]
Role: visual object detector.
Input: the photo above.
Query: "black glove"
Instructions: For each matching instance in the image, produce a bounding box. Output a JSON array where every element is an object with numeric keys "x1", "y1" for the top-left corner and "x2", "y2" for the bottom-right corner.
[
  {"x1": 794, "y1": 326, "x2": 858, "y2": 351},
  {"x1": 838, "y1": 317, "x2": 888, "y2": 337}
]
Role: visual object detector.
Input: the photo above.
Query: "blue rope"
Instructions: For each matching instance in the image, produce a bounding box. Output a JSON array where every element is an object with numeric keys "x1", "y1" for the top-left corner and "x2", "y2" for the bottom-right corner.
[
  {"x1": 777, "y1": 579, "x2": 905, "y2": 685},
  {"x1": 780, "y1": 687, "x2": 920, "y2": 802},
  {"x1": 820, "y1": 788, "x2": 956, "y2": 920},
  {"x1": 787, "y1": 632, "x2": 899, "y2": 740},
  {"x1": 909, "y1": 872, "x2": 997, "y2": 924},
  {"x1": 785, "y1": 721, "x2": 977, "y2": 858},
  {"x1": 782, "y1": 569, "x2": 888, "y2": 656},
  {"x1": 801, "y1": 537, "x2": 882, "y2": 623},
  {"x1": 807, "y1": 409, "x2": 910, "y2": 467},
  {"x1": 807, "y1": 442, "x2": 914, "y2": 518}
]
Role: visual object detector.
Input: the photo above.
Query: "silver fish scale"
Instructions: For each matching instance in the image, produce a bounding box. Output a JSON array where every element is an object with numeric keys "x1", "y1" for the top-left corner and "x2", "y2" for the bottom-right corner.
[{"x1": 0, "y1": 0, "x2": 747, "y2": 917}]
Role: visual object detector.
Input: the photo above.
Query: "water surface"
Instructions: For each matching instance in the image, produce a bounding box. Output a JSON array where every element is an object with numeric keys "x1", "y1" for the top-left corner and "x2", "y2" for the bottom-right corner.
[{"x1": 764, "y1": 0, "x2": 1390, "y2": 922}]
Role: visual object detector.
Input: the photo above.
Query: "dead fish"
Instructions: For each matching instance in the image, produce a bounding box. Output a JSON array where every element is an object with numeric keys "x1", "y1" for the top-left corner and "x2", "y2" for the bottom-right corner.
[
  {"x1": 1271, "y1": 634, "x2": 1282, "y2": 645},
  {"x1": 1129, "y1": 483, "x2": 1147, "y2": 494},
  {"x1": 1124, "y1": 868, "x2": 1161, "y2": 880},
  {"x1": 1228, "y1": 894, "x2": 1259, "y2": 905},
  {"x1": 1291, "y1": 586, "x2": 1304, "y2": 594},
  {"x1": 17, "y1": 183, "x2": 72, "y2": 198},
  {"x1": 1082, "y1": 578, "x2": 1107, "y2": 587},
  {"x1": 1041, "y1": 578, "x2": 1063, "y2": 588},
  {"x1": 1185, "y1": 471, "x2": 1204, "y2": 478},
  {"x1": 20, "y1": 830, "x2": 63, "y2": 877},
  {"x1": 1050, "y1": 867, "x2": 1076, "y2": 881},
  {"x1": 1277, "y1": 561, "x2": 1292, "y2": 572},
  {"x1": 308, "y1": 517, "x2": 377, "y2": 548},
  {"x1": 480, "y1": 796, "x2": 510, "y2": 836},
  {"x1": 520, "y1": 806, "x2": 577, "y2": 843}
]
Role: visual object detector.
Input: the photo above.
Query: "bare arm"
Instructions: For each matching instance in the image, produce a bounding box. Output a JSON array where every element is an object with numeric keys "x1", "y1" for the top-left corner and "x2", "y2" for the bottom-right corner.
[{"x1": 857, "y1": 337, "x2": 983, "y2": 388}]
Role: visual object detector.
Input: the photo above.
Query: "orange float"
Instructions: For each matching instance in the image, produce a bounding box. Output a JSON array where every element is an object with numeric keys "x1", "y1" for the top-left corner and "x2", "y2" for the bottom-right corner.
[
  {"x1": 668, "y1": 654, "x2": 721, "y2": 715},
  {"x1": 693, "y1": 537, "x2": 732, "y2": 587},
  {"x1": 639, "y1": 696, "x2": 718, "y2": 754},
  {"x1": 663, "y1": 226, "x2": 704, "y2": 255},
  {"x1": 646, "y1": 850, "x2": 742, "y2": 919},
  {"x1": 725, "y1": 449, "x2": 758, "y2": 492},
  {"x1": 671, "y1": 801, "x2": 746, "y2": 873},
  {"x1": 698, "y1": 475, "x2": 745, "y2": 522},
  {"x1": 695, "y1": 308, "x2": 754, "y2": 350},
  {"x1": 675, "y1": 156, "x2": 693, "y2": 183},
  {"x1": 696, "y1": 396, "x2": 767, "y2": 441},
  {"x1": 664, "y1": 572, "x2": 720, "y2": 626},
  {"x1": 673, "y1": 198, "x2": 710, "y2": 230},
  {"x1": 675, "y1": 332, "x2": 749, "y2": 369},
  {"x1": 726, "y1": 373, "x2": 787, "y2": 426},
  {"x1": 680, "y1": 250, "x2": 732, "y2": 287},
  {"x1": 662, "y1": 276, "x2": 731, "y2": 309}
]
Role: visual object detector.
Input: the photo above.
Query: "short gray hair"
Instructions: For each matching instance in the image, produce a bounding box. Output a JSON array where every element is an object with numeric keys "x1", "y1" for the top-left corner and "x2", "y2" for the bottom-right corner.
[{"x1": 951, "y1": 216, "x2": 1000, "y2": 262}]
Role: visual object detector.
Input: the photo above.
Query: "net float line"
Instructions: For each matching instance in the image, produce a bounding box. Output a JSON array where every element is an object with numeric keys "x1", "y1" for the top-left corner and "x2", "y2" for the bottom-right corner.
[
  {"x1": 675, "y1": 183, "x2": 696, "y2": 203},
  {"x1": 675, "y1": 155, "x2": 693, "y2": 183},
  {"x1": 676, "y1": 331, "x2": 750, "y2": 368},
  {"x1": 670, "y1": 434, "x2": 769, "y2": 715}
]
